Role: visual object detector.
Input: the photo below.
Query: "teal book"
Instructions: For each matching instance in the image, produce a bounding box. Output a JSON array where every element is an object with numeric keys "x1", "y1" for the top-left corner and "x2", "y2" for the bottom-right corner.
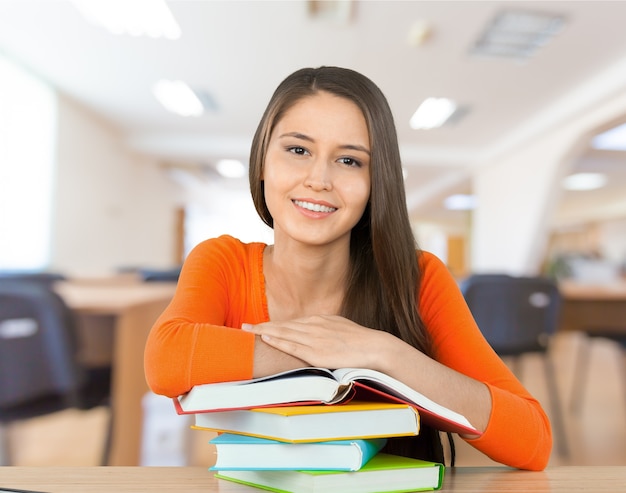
[
  {"x1": 214, "y1": 452, "x2": 445, "y2": 492},
  {"x1": 209, "y1": 433, "x2": 386, "y2": 471}
]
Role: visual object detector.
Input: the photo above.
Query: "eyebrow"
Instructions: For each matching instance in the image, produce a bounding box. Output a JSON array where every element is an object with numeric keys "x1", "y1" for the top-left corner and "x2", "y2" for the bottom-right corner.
[{"x1": 278, "y1": 132, "x2": 371, "y2": 156}]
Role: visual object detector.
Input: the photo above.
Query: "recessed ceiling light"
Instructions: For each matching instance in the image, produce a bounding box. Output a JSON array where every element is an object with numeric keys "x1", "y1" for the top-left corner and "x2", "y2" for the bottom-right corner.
[
  {"x1": 407, "y1": 19, "x2": 433, "y2": 47},
  {"x1": 471, "y1": 9, "x2": 565, "y2": 61},
  {"x1": 307, "y1": 0, "x2": 353, "y2": 23},
  {"x1": 444, "y1": 194, "x2": 476, "y2": 210},
  {"x1": 216, "y1": 159, "x2": 246, "y2": 178},
  {"x1": 591, "y1": 122, "x2": 626, "y2": 151},
  {"x1": 152, "y1": 80, "x2": 204, "y2": 117},
  {"x1": 410, "y1": 98, "x2": 458, "y2": 130},
  {"x1": 562, "y1": 173, "x2": 608, "y2": 191},
  {"x1": 72, "y1": 0, "x2": 181, "y2": 39}
]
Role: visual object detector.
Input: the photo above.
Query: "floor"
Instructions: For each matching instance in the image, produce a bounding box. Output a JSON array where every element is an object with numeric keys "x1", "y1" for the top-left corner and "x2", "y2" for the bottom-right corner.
[{"x1": 4, "y1": 331, "x2": 626, "y2": 467}]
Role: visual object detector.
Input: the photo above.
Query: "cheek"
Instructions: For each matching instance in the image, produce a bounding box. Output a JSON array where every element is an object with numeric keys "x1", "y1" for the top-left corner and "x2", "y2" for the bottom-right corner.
[
  {"x1": 262, "y1": 163, "x2": 287, "y2": 194},
  {"x1": 261, "y1": 163, "x2": 290, "y2": 214},
  {"x1": 344, "y1": 176, "x2": 371, "y2": 212}
]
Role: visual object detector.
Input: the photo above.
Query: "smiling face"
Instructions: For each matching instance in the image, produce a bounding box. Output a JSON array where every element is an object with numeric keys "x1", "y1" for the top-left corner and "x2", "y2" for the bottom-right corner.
[{"x1": 262, "y1": 91, "x2": 371, "y2": 249}]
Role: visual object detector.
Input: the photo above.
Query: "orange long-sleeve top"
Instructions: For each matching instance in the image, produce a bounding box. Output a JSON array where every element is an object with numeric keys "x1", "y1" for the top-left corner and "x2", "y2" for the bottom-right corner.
[{"x1": 144, "y1": 235, "x2": 552, "y2": 470}]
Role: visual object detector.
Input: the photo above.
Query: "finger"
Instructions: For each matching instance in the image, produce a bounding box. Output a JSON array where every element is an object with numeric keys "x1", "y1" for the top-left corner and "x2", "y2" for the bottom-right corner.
[
  {"x1": 259, "y1": 332, "x2": 315, "y2": 362},
  {"x1": 241, "y1": 323, "x2": 259, "y2": 333},
  {"x1": 244, "y1": 321, "x2": 320, "y2": 344}
]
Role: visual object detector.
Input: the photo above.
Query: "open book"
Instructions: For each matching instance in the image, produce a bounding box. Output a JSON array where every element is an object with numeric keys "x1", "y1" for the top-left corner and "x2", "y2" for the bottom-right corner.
[{"x1": 175, "y1": 367, "x2": 480, "y2": 436}]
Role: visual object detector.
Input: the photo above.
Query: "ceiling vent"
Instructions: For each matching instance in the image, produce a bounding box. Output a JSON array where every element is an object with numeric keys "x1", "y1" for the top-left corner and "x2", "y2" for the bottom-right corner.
[{"x1": 470, "y1": 10, "x2": 566, "y2": 61}]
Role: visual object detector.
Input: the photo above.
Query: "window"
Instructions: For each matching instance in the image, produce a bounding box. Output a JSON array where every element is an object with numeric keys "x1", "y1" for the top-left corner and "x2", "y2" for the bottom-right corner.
[{"x1": 0, "y1": 54, "x2": 56, "y2": 270}]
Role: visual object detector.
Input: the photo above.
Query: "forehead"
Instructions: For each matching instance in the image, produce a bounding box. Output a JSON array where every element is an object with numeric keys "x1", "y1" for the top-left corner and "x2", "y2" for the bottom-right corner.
[{"x1": 274, "y1": 91, "x2": 369, "y2": 139}]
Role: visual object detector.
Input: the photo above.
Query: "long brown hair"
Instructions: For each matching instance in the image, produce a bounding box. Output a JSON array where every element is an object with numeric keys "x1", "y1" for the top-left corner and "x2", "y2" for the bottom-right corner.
[{"x1": 249, "y1": 66, "x2": 446, "y2": 463}]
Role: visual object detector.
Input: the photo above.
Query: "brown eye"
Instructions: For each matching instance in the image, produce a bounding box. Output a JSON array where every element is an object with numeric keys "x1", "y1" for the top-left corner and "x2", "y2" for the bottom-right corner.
[
  {"x1": 339, "y1": 157, "x2": 361, "y2": 168},
  {"x1": 288, "y1": 146, "x2": 308, "y2": 155}
]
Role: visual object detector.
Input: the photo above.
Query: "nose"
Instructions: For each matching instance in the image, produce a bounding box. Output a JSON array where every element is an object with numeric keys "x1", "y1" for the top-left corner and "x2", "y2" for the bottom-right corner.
[{"x1": 303, "y1": 157, "x2": 332, "y2": 191}]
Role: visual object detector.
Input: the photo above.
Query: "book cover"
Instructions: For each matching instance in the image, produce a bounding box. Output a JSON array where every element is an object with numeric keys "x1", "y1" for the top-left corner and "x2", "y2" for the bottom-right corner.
[
  {"x1": 214, "y1": 452, "x2": 445, "y2": 493},
  {"x1": 193, "y1": 401, "x2": 420, "y2": 443},
  {"x1": 175, "y1": 366, "x2": 480, "y2": 436},
  {"x1": 209, "y1": 433, "x2": 387, "y2": 471}
]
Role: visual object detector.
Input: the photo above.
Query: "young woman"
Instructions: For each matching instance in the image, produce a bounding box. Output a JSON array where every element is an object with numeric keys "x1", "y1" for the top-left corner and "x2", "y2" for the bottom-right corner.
[{"x1": 144, "y1": 66, "x2": 552, "y2": 470}]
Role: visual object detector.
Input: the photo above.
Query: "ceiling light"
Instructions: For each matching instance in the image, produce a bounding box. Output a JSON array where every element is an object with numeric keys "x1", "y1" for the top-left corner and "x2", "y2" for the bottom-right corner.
[
  {"x1": 308, "y1": 1, "x2": 353, "y2": 23},
  {"x1": 471, "y1": 10, "x2": 565, "y2": 60},
  {"x1": 410, "y1": 98, "x2": 458, "y2": 130},
  {"x1": 562, "y1": 173, "x2": 608, "y2": 191},
  {"x1": 591, "y1": 122, "x2": 626, "y2": 151},
  {"x1": 152, "y1": 80, "x2": 204, "y2": 117},
  {"x1": 72, "y1": 0, "x2": 181, "y2": 39},
  {"x1": 407, "y1": 19, "x2": 433, "y2": 47},
  {"x1": 444, "y1": 194, "x2": 476, "y2": 211},
  {"x1": 216, "y1": 159, "x2": 246, "y2": 178}
]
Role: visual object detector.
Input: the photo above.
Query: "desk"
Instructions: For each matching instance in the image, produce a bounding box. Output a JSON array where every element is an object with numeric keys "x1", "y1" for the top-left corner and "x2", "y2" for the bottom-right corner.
[
  {"x1": 54, "y1": 280, "x2": 177, "y2": 466},
  {"x1": 1, "y1": 466, "x2": 625, "y2": 492},
  {"x1": 558, "y1": 280, "x2": 626, "y2": 334}
]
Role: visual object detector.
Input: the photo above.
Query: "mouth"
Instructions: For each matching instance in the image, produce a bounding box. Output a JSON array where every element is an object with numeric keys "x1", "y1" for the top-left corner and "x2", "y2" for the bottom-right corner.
[{"x1": 293, "y1": 199, "x2": 337, "y2": 213}]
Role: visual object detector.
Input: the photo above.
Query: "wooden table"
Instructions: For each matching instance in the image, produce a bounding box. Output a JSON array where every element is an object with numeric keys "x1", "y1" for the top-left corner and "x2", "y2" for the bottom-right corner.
[
  {"x1": 558, "y1": 280, "x2": 626, "y2": 334},
  {"x1": 1, "y1": 466, "x2": 625, "y2": 492},
  {"x1": 54, "y1": 280, "x2": 177, "y2": 466}
]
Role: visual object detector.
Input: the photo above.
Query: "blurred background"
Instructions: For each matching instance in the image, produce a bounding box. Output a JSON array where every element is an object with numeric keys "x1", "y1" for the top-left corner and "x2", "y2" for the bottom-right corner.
[{"x1": 1, "y1": 0, "x2": 625, "y2": 469}]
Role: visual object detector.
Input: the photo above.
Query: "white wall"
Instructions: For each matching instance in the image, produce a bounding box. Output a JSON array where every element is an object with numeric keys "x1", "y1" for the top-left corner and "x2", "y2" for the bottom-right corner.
[
  {"x1": 471, "y1": 90, "x2": 626, "y2": 275},
  {"x1": 164, "y1": 166, "x2": 274, "y2": 255},
  {"x1": 471, "y1": 132, "x2": 577, "y2": 275},
  {"x1": 50, "y1": 94, "x2": 180, "y2": 276},
  {"x1": 599, "y1": 218, "x2": 626, "y2": 266},
  {"x1": 554, "y1": 186, "x2": 626, "y2": 228}
]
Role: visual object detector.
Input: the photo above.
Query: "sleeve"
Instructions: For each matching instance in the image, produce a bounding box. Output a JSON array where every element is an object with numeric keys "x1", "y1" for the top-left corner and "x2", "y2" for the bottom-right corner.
[
  {"x1": 143, "y1": 236, "x2": 256, "y2": 398},
  {"x1": 417, "y1": 251, "x2": 553, "y2": 471}
]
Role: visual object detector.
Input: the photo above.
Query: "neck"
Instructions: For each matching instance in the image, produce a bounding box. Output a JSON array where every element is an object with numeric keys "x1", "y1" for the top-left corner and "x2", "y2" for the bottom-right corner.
[{"x1": 264, "y1": 241, "x2": 350, "y2": 320}]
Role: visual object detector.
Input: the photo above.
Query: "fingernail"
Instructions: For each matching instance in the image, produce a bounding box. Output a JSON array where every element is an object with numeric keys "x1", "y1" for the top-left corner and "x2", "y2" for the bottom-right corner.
[{"x1": 242, "y1": 323, "x2": 252, "y2": 331}]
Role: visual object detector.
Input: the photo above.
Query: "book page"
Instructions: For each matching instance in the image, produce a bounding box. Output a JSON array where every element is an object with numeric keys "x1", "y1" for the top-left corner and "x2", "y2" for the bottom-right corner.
[{"x1": 331, "y1": 367, "x2": 475, "y2": 430}]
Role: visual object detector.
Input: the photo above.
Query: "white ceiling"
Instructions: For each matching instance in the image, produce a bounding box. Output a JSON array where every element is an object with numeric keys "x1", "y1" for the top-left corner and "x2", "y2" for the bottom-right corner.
[{"x1": 1, "y1": 0, "x2": 625, "y2": 226}]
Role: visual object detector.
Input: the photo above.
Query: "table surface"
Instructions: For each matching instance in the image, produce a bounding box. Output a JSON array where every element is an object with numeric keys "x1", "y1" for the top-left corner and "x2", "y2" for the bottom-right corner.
[
  {"x1": 558, "y1": 279, "x2": 626, "y2": 300},
  {"x1": 53, "y1": 280, "x2": 177, "y2": 465},
  {"x1": 558, "y1": 279, "x2": 626, "y2": 334},
  {"x1": 0, "y1": 466, "x2": 624, "y2": 492},
  {"x1": 54, "y1": 280, "x2": 177, "y2": 314}
]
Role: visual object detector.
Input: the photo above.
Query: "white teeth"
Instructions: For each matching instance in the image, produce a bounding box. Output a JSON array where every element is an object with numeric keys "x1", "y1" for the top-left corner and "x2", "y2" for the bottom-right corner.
[{"x1": 294, "y1": 200, "x2": 337, "y2": 213}]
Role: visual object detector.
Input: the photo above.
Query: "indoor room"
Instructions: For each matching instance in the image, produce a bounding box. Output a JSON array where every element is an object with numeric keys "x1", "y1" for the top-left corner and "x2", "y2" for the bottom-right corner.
[{"x1": 1, "y1": 0, "x2": 625, "y2": 488}]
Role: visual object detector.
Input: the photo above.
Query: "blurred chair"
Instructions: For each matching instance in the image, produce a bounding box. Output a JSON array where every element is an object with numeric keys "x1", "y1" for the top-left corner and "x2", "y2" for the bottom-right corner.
[
  {"x1": 0, "y1": 271, "x2": 66, "y2": 287},
  {"x1": 0, "y1": 280, "x2": 112, "y2": 466},
  {"x1": 569, "y1": 329, "x2": 626, "y2": 414},
  {"x1": 460, "y1": 273, "x2": 568, "y2": 457},
  {"x1": 138, "y1": 266, "x2": 181, "y2": 283}
]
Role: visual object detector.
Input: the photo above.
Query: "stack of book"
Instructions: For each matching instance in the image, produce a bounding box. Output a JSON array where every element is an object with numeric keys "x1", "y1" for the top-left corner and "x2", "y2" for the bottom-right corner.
[{"x1": 174, "y1": 367, "x2": 480, "y2": 492}]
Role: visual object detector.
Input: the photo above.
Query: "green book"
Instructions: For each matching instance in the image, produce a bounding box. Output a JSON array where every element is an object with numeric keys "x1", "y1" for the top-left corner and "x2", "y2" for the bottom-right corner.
[{"x1": 214, "y1": 452, "x2": 445, "y2": 492}]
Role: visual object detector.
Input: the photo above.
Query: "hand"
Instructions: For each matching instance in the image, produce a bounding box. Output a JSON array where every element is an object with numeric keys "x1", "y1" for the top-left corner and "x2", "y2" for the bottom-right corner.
[{"x1": 242, "y1": 315, "x2": 393, "y2": 370}]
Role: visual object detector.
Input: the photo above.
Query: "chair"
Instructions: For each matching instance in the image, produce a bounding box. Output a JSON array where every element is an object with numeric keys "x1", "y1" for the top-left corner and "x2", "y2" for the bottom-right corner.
[
  {"x1": 138, "y1": 266, "x2": 181, "y2": 283},
  {"x1": 0, "y1": 280, "x2": 112, "y2": 465},
  {"x1": 569, "y1": 329, "x2": 626, "y2": 414},
  {"x1": 459, "y1": 273, "x2": 569, "y2": 457},
  {"x1": 0, "y1": 271, "x2": 66, "y2": 286}
]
